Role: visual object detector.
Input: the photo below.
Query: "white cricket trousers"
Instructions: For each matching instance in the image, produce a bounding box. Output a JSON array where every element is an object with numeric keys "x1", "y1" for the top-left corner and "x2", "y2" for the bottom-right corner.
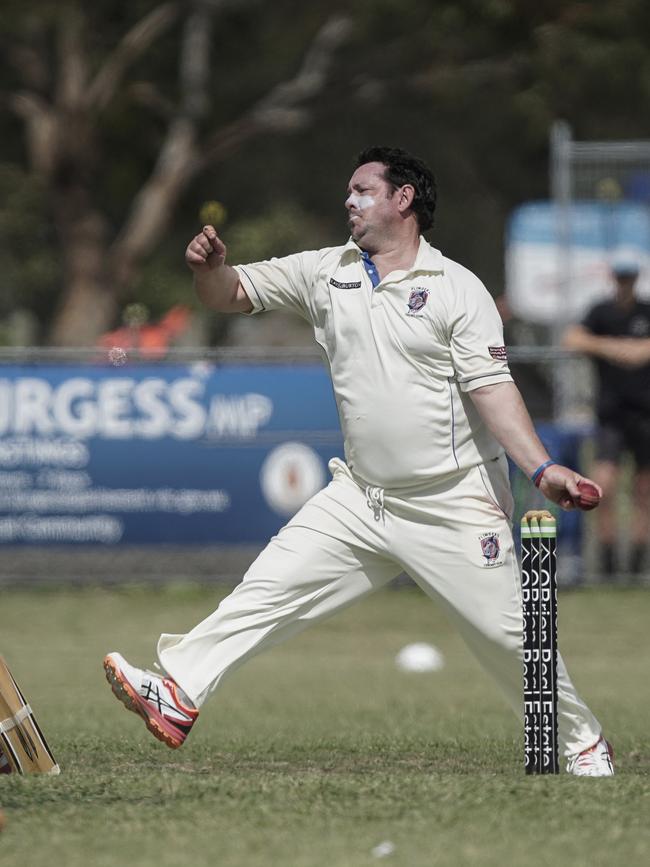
[{"x1": 158, "y1": 456, "x2": 602, "y2": 757}]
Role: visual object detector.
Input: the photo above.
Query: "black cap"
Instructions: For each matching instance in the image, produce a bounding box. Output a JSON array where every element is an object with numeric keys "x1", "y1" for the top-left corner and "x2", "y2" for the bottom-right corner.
[{"x1": 611, "y1": 260, "x2": 640, "y2": 277}]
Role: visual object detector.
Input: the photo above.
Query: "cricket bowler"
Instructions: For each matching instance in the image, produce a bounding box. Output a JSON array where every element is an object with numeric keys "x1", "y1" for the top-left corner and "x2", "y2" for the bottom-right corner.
[{"x1": 105, "y1": 146, "x2": 613, "y2": 776}]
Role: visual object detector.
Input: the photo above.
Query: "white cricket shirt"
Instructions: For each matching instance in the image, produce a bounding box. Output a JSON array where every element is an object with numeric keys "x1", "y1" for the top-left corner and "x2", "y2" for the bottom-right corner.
[{"x1": 236, "y1": 236, "x2": 513, "y2": 490}]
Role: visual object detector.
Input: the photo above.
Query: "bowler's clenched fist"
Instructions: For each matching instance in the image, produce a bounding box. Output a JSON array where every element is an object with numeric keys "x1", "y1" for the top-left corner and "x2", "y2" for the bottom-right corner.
[{"x1": 185, "y1": 225, "x2": 227, "y2": 272}]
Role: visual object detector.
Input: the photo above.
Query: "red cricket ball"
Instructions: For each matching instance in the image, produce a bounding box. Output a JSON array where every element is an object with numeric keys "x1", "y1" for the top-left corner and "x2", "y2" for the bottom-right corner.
[{"x1": 576, "y1": 480, "x2": 600, "y2": 511}]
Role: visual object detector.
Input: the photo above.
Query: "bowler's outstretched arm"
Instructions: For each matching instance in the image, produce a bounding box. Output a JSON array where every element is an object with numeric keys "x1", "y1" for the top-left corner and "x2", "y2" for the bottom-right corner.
[{"x1": 469, "y1": 381, "x2": 601, "y2": 509}]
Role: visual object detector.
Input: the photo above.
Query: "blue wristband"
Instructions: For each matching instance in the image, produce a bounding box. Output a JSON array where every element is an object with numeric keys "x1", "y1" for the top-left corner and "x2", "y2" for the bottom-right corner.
[{"x1": 531, "y1": 460, "x2": 556, "y2": 487}]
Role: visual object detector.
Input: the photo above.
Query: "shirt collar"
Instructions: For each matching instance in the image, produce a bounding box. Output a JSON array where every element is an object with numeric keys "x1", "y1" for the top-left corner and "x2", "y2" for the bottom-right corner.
[{"x1": 342, "y1": 235, "x2": 445, "y2": 276}]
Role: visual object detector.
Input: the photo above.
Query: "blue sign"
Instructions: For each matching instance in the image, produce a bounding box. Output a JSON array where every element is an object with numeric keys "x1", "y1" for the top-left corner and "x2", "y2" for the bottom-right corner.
[
  {"x1": 0, "y1": 363, "x2": 344, "y2": 545},
  {"x1": 507, "y1": 200, "x2": 650, "y2": 249}
]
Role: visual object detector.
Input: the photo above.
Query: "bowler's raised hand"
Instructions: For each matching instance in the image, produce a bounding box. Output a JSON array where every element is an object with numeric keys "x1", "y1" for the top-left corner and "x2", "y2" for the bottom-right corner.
[{"x1": 185, "y1": 225, "x2": 227, "y2": 272}]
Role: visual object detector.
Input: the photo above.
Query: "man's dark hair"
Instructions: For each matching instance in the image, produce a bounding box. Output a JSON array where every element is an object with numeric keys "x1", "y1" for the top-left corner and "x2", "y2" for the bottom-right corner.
[{"x1": 354, "y1": 146, "x2": 437, "y2": 232}]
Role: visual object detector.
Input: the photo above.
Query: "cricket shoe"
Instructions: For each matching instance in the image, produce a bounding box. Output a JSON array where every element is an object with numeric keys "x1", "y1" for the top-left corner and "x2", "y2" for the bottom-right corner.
[
  {"x1": 566, "y1": 736, "x2": 615, "y2": 777},
  {"x1": 103, "y1": 652, "x2": 198, "y2": 749}
]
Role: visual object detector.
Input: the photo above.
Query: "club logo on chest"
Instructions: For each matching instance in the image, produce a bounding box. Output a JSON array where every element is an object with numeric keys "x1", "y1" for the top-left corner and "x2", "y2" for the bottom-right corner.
[{"x1": 406, "y1": 287, "x2": 429, "y2": 316}]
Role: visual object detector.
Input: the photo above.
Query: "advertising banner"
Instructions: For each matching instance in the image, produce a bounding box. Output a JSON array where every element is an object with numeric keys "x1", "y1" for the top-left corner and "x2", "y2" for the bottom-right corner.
[{"x1": 0, "y1": 363, "x2": 344, "y2": 545}]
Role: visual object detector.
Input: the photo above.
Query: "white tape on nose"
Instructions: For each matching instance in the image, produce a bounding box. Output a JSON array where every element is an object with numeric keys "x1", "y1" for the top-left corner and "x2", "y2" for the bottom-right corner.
[{"x1": 346, "y1": 194, "x2": 375, "y2": 210}]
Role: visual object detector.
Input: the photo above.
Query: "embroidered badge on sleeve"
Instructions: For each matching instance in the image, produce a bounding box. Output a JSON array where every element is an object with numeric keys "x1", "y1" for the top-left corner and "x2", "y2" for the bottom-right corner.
[{"x1": 488, "y1": 345, "x2": 508, "y2": 361}]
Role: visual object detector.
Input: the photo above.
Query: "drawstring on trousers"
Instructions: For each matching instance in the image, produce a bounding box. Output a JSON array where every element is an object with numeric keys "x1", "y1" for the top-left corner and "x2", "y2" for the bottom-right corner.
[{"x1": 365, "y1": 485, "x2": 385, "y2": 521}]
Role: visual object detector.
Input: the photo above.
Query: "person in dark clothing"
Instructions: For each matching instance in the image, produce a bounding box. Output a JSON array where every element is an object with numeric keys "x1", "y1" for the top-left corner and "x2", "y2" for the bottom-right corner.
[{"x1": 564, "y1": 262, "x2": 650, "y2": 578}]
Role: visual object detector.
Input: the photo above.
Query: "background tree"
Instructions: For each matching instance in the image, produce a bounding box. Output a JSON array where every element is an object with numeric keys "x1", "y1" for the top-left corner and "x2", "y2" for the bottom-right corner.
[
  {"x1": 1, "y1": 0, "x2": 650, "y2": 347},
  {"x1": 1, "y1": 0, "x2": 351, "y2": 345}
]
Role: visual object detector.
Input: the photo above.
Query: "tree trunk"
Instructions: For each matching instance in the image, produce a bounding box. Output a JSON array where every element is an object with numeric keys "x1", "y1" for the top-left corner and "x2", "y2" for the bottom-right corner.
[
  {"x1": 48, "y1": 208, "x2": 117, "y2": 347},
  {"x1": 109, "y1": 118, "x2": 198, "y2": 291},
  {"x1": 11, "y1": 8, "x2": 351, "y2": 347}
]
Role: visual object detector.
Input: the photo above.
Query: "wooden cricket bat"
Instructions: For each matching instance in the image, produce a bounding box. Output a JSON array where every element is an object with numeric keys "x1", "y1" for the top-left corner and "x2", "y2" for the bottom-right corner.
[{"x1": 0, "y1": 655, "x2": 60, "y2": 775}]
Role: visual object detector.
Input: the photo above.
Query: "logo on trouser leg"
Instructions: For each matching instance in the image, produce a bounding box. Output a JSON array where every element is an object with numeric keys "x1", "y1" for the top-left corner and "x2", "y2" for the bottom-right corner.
[{"x1": 479, "y1": 532, "x2": 503, "y2": 567}]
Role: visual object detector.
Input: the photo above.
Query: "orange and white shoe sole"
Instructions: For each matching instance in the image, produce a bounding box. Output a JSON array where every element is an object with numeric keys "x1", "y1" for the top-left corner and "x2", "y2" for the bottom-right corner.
[{"x1": 103, "y1": 655, "x2": 189, "y2": 749}]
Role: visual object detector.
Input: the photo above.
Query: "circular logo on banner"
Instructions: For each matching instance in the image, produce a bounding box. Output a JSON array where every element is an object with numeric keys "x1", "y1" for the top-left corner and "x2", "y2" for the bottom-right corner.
[{"x1": 260, "y1": 442, "x2": 326, "y2": 516}]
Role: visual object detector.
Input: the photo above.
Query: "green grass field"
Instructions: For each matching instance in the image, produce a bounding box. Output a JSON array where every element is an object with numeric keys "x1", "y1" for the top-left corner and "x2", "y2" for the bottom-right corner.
[{"x1": 1, "y1": 584, "x2": 649, "y2": 867}]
